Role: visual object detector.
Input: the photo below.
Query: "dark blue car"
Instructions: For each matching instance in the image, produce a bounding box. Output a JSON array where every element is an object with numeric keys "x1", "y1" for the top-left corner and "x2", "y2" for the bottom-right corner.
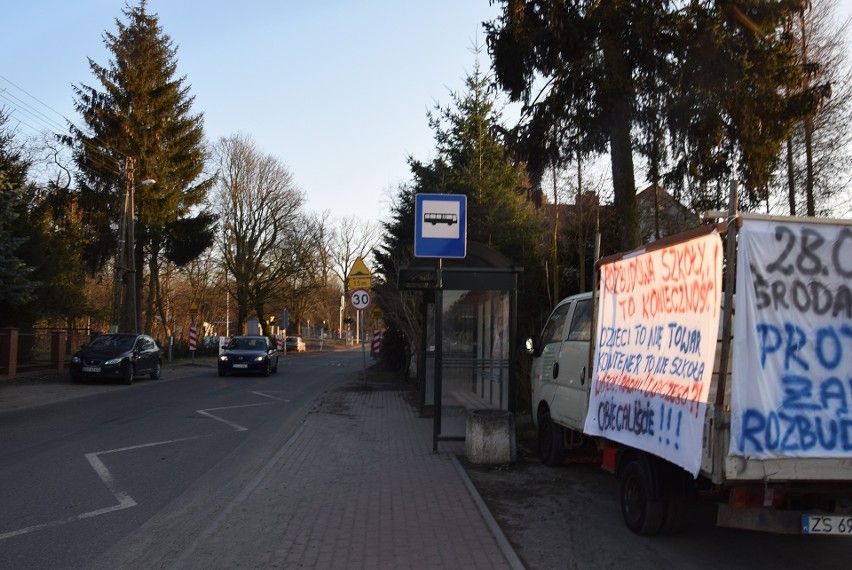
[
  {"x1": 218, "y1": 335, "x2": 279, "y2": 377},
  {"x1": 69, "y1": 333, "x2": 162, "y2": 385}
]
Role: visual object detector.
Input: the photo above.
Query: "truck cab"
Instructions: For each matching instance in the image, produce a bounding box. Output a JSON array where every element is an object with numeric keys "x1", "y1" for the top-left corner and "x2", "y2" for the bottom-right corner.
[{"x1": 527, "y1": 292, "x2": 595, "y2": 465}]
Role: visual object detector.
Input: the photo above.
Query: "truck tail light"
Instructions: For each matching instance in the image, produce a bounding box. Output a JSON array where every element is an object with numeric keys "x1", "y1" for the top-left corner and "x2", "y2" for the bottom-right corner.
[{"x1": 729, "y1": 486, "x2": 785, "y2": 508}]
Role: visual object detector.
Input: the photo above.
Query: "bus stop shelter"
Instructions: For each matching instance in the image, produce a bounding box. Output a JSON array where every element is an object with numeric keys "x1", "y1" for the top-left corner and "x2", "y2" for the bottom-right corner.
[{"x1": 399, "y1": 241, "x2": 523, "y2": 452}]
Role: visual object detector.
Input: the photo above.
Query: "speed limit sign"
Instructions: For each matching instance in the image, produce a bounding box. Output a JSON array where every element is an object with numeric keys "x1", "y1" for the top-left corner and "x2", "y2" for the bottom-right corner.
[{"x1": 349, "y1": 288, "x2": 371, "y2": 311}]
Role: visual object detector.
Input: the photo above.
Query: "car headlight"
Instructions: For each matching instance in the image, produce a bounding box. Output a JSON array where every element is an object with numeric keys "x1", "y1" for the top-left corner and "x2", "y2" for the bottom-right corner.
[
  {"x1": 254, "y1": 355, "x2": 265, "y2": 362},
  {"x1": 105, "y1": 357, "x2": 123, "y2": 366},
  {"x1": 219, "y1": 355, "x2": 229, "y2": 362},
  {"x1": 72, "y1": 355, "x2": 81, "y2": 364}
]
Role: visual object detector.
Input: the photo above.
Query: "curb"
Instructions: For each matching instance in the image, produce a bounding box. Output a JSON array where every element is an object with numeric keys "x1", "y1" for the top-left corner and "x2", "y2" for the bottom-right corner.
[{"x1": 452, "y1": 455, "x2": 526, "y2": 570}]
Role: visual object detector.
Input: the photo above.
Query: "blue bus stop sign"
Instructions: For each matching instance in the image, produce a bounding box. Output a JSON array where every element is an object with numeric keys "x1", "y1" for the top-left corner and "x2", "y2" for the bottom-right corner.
[{"x1": 414, "y1": 194, "x2": 467, "y2": 258}]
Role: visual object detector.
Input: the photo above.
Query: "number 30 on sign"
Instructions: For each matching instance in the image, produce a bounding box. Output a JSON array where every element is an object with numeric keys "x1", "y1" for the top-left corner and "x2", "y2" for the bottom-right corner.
[{"x1": 349, "y1": 288, "x2": 371, "y2": 311}]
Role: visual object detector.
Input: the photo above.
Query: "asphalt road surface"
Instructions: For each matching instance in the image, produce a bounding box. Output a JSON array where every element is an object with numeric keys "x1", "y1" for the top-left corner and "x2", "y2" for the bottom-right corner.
[
  {"x1": 0, "y1": 350, "x2": 360, "y2": 568},
  {"x1": 3, "y1": 351, "x2": 852, "y2": 569},
  {"x1": 464, "y1": 423, "x2": 852, "y2": 570}
]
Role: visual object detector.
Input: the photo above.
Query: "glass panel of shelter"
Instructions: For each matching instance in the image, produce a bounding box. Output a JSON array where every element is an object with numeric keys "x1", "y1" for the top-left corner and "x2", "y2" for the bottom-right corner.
[{"x1": 437, "y1": 289, "x2": 511, "y2": 441}]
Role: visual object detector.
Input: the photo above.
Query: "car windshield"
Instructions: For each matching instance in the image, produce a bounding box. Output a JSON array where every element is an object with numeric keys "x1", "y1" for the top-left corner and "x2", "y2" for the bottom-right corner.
[
  {"x1": 90, "y1": 335, "x2": 135, "y2": 350},
  {"x1": 230, "y1": 338, "x2": 264, "y2": 350}
]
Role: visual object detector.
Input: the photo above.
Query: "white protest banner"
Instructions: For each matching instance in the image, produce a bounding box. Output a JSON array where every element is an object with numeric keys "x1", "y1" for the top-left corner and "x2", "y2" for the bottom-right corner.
[
  {"x1": 731, "y1": 218, "x2": 852, "y2": 458},
  {"x1": 584, "y1": 231, "x2": 723, "y2": 476}
]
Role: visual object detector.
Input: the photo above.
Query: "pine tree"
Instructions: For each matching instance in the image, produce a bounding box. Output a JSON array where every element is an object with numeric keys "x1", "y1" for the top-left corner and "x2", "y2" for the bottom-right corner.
[
  {"x1": 487, "y1": 1, "x2": 824, "y2": 245},
  {"x1": 374, "y1": 58, "x2": 547, "y2": 371},
  {"x1": 0, "y1": 112, "x2": 38, "y2": 325},
  {"x1": 427, "y1": 57, "x2": 539, "y2": 255},
  {"x1": 68, "y1": 0, "x2": 214, "y2": 335}
]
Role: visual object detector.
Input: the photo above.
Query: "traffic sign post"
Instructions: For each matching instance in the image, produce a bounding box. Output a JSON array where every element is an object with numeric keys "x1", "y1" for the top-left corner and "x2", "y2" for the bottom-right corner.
[
  {"x1": 349, "y1": 288, "x2": 371, "y2": 311},
  {"x1": 413, "y1": 194, "x2": 467, "y2": 452},
  {"x1": 347, "y1": 288, "x2": 372, "y2": 382},
  {"x1": 347, "y1": 256, "x2": 372, "y2": 290},
  {"x1": 189, "y1": 324, "x2": 198, "y2": 364},
  {"x1": 370, "y1": 307, "x2": 383, "y2": 322},
  {"x1": 189, "y1": 301, "x2": 199, "y2": 364},
  {"x1": 414, "y1": 193, "x2": 467, "y2": 258}
]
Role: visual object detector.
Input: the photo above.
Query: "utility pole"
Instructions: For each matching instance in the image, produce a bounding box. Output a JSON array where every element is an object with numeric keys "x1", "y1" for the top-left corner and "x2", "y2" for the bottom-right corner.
[
  {"x1": 123, "y1": 158, "x2": 137, "y2": 333},
  {"x1": 111, "y1": 158, "x2": 134, "y2": 333},
  {"x1": 110, "y1": 158, "x2": 153, "y2": 334}
]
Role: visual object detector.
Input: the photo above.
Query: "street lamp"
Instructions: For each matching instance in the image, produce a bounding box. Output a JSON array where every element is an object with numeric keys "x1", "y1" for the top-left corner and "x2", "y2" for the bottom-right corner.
[
  {"x1": 223, "y1": 224, "x2": 233, "y2": 338},
  {"x1": 126, "y1": 178, "x2": 155, "y2": 333}
]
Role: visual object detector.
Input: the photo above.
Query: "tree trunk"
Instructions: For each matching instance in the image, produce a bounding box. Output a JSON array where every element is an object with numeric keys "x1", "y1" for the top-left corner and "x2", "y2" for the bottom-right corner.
[
  {"x1": 133, "y1": 238, "x2": 145, "y2": 334},
  {"x1": 786, "y1": 136, "x2": 796, "y2": 216},
  {"x1": 799, "y1": 10, "x2": 816, "y2": 217},
  {"x1": 601, "y1": 24, "x2": 639, "y2": 251},
  {"x1": 804, "y1": 118, "x2": 815, "y2": 216},
  {"x1": 146, "y1": 237, "x2": 160, "y2": 335},
  {"x1": 576, "y1": 156, "x2": 586, "y2": 293},
  {"x1": 236, "y1": 283, "x2": 250, "y2": 335},
  {"x1": 256, "y1": 303, "x2": 267, "y2": 336},
  {"x1": 551, "y1": 161, "x2": 559, "y2": 304}
]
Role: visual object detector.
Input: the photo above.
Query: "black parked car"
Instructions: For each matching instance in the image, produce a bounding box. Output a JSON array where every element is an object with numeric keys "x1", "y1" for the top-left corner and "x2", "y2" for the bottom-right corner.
[
  {"x1": 218, "y1": 335, "x2": 279, "y2": 377},
  {"x1": 70, "y1": 333, "x2": 162, "y2": 385}
]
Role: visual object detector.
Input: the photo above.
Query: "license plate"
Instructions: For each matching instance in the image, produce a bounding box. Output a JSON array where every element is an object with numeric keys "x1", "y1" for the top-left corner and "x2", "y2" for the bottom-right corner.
[
  {"x1": 82, "y1": 366, "x2": 101, "y2": 373},
  {"x1": 233, "y1": 364, "x2": 248, "y2": 369},
  {"x1": 803, "y1": 515, "x2": 852, "y2": 535}
]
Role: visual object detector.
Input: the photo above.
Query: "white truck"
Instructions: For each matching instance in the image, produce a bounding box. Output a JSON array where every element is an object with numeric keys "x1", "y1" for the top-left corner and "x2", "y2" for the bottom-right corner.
[{"x1": 526, "y1": 214, "x2": 852, "y2": 536}]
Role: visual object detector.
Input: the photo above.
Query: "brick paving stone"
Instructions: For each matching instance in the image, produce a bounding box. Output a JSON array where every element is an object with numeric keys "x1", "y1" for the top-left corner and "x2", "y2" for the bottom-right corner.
[{"x1": 176, "y1": 387, "x2": 515, "y2": 569}]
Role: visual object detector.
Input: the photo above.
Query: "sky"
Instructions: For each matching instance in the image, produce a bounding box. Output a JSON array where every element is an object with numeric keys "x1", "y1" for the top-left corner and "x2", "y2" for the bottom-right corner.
[
  {"x1": 1, "y1": 0, "x2": 504, "y2": 223},
  {"x1": 3, "y1": 1, "x2": 852, "y2": 224}
]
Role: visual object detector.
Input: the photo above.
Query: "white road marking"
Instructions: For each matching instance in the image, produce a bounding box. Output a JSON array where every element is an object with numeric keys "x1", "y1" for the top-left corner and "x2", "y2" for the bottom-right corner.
[
  {"x1": 196, "y1": 402, "x2": 273, "y2": 431},
  {"x1": 2, "y1": 391, "x2": 285, "y2": 540},
  {"x1": 249, "y1": 391, "x2": 290, "y2": 402},
  {"x1": 0, "y1": 436, "x2": 206, "y2": 542}
]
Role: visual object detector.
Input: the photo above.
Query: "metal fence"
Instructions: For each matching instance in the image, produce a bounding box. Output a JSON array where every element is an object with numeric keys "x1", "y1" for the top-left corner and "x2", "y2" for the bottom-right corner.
[
  {"x1": 0, "y1": 328, "x2": 96, "y2": 375},
  {"x1": 4, "y1": 329, "x2": 52, "y2": 375}
]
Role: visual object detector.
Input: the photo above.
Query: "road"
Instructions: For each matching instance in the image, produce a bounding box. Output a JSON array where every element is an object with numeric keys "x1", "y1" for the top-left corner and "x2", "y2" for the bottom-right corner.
[
  {"x1": 464, "y1": 427, "x2": 852, "y2": 570},
  {"x1": 0, "y1": 350, "x2": 361, "y2": 569},
  {"x1": 3, "y1": 350, "x2": 852, "y2": 569}
]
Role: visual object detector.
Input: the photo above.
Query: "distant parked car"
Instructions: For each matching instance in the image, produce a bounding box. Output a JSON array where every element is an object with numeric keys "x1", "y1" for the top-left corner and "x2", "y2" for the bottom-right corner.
[
  {"x1": 285, "y1": 336, "x2": 306, "y2": 352},
  {"x1": 218, "y1": 335, "x2": 279, "y2": 376},
  {"x1": 70, "y1": 333, "x2": 162, "y2": 385}
]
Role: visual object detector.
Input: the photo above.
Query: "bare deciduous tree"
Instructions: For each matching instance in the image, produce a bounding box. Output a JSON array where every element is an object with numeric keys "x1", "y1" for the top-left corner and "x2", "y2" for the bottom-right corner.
[
  {"x1": 331, "y1": 216, "x2": 381, "y2": 295},
  {"x1": 775, "y1": 0, "x2": 852, "y2": 217},
  {"x1": 212, "y1": 133, "x2": 303, "y2": 334}
]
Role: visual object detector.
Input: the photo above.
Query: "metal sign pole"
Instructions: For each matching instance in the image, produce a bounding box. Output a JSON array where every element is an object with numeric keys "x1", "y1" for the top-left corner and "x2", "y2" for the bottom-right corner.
[
  {"x1": 191, "y1": 315, "x2": 195, "y2": 364},
  {"x1": 433, "y1": 258, "x2": 443, "y2": 453},
  {"x1": 361, "y1": 309, "x2": 367, "y2": 382}
]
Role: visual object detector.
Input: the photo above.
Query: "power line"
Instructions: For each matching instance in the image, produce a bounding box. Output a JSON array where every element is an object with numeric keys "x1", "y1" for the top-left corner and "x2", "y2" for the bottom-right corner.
[
  {"x1": 0, "y1": 87, "x2": 67, "y2": 134},
  {"x1": 0, "y1": 73, "x2": 129, "y2": 180}
]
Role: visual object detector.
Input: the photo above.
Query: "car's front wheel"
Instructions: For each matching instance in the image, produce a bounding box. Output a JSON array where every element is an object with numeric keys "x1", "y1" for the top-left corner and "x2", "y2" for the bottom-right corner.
[
  {"x1": 538, "y1": 411, "x2": 566, "y2": 466},
  {"x1": 150, "y1": 360, "x2": 162, "y2": 380}
]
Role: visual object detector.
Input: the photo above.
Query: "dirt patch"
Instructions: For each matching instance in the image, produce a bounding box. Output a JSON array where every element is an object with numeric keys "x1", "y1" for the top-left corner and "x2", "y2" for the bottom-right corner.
[
  {"x1": 316, "y1": 365, "x2": 415, "y2": 417},
  {"x1": 342, "y1": 365, "x2": 413, "y2": 392}
]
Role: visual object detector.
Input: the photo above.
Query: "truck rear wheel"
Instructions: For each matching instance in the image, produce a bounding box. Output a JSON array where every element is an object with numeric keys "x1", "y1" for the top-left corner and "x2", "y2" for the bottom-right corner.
[
  {"x1": 621, "y1": 459, "x2": 666, "y2": 535},
  {"x1": 659, "y1": 497, "x2": 688, "y2": 535},
  {"x1": 538, "y1": 411, "x2": 566, "y2": 467}
]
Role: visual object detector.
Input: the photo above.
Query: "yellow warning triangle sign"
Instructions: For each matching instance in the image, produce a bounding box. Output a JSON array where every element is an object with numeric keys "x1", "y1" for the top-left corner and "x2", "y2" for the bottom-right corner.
[
  {"x1": 348, "y1": 256, "x2": 371, "y2": 278},
  {"x1": 348, "y1": 256, "x2": 372, "y2": 289}
]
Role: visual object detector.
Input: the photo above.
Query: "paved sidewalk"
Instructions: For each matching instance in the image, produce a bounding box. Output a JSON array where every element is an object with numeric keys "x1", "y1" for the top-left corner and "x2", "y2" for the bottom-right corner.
[{"x1": 168, "y1": 384, "x2": 522, "y2": 569}]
